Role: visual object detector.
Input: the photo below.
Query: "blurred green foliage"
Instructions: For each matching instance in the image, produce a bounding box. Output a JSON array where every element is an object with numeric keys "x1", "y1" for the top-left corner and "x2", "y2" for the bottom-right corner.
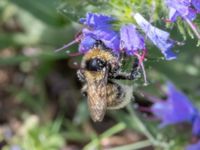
[{"x1": 0, "y1": 0, "x2": 200, "y2": 150}]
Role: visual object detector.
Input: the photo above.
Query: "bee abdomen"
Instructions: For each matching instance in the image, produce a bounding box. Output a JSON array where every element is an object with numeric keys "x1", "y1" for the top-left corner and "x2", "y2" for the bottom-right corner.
[{"x1": 106, "y1": 82, "x2": 133, "y2": 110}]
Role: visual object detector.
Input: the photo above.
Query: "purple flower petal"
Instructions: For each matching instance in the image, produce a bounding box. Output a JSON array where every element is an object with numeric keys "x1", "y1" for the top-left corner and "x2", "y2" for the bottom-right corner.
[
  {"x1": 82, "y1": 27, "x2": 120, "y2": 54},
  {"x1": 120, "y1": 24, "x2": 146, "y2": 55},
  {"x1": 79, "y1": 13, "x2": 120, "y2": 54},
  {"x1": 134, "y1": 13, "x2": 176, "y2": 60},
  {"x1": 186, "y1": 8, "x2": 197, "y2": 20},
  {"x1": 151, "y1": 82, "x2": 197, "y2": 127},
  {"x1": 165, "y1": 0, "x2": 197, "y2": 21},
  {"x1": 79, "y1": 13, "x2": 114, "y2": 29},
  {"x1": 167, "y1": 82, "x2": 196, "y2": 121},
  {"x1": 192, "y1": 114, "x2": 200, "y2": 136},
  {"x1": 151, "y1": 100, "x2": 173, "y2": 127},
  {"x1": 192, "y1": 0, "x2": 200, "y2": 12},
  {"x1": 186, "y1": 141, "x2": 200, "y2": 150},
  {"x1": 169, "y1": 8, "x2": 180, "y2": 22},
  {"x1": 79, "y1": 35, "x2": 96, "y2": 53}
]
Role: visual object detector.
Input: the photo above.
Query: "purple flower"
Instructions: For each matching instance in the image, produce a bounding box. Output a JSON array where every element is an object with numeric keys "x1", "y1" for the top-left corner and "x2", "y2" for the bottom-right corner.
[
  {"x1": 120, "y1": 24, "x2": 146, "y2": 55},
  {"x1": 165, "y1": 0, "x2": 198, "y2": 21},
  {"x1": 192, "y1": 113, "x2": 200, "y2": 136},
  {"x1": 151, "y1": 82, "x2": 200, "y2": 136},
  {"x1": 192, "y1": 0, "x2": 200, "y2": 12},
  {"x1": 82, "y1": 28, "x2": 120, "y2": 54},
  {"x1": 79, "y1": 13, "x2": 114, "y2": 29},
  {"x1": 168, "y1": 7, "x2": 180, "y2": 22},
  {"x1": 79, "y1": 35, "x2": 96, "y2": 53},
  {"x1": 186, "y1": 141, "x2": 200, "y2": 150},
  {"x1": 168, "y1": 7, "x2": 196, "y2": 22},
  {"x1": 164, "y1": 0, "x2": 200, "y2": 40},
  {"x1": 56, "y1": 13, "x2": 120, "y2": 54},
  {"x1": 151, "y1": 82, "x2": 197, "y2": 127},
  {"x1": 80, "y1": 13, "x2": 120, "y2": 54},
  {"x1": 134, "y1": 13, "x2": 176, "y2": 60}
]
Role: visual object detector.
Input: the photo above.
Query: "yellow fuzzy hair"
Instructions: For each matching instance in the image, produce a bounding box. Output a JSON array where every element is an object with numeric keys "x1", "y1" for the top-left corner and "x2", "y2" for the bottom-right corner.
[{"x1": 83, "y1": 48, "x2": 116, "y2": 62}]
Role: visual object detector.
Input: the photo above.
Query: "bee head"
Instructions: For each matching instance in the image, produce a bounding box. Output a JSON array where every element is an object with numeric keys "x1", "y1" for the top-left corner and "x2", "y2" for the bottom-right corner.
[
  {"x1": 82, "y1": 46, "x2": 119, "y2": 72},
  {"x1": 85, "y1": 58, "x2": 107, "y2": 71}
]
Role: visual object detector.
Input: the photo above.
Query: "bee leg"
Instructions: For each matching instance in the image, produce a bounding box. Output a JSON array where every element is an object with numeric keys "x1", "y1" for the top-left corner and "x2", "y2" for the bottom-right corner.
[
  {"x1": 109, "y1": 59, "x2": 140, "y2": 80},
  {"x1": 77, "y1": 69, "x2": 85, "y2": 82},
  {"x1": 130, "y1": 58, "x2": 140, "y2": 79},
  {"x1": 81, "y1": 84, "x2": 87, "y2": 97}
]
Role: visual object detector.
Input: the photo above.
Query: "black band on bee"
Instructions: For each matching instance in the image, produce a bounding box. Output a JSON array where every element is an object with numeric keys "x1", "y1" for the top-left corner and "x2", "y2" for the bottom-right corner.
[
  {"x1": 94, "y1": 40, "x2": 107, "y2": 50},
  {"x1": 116, "y1": 84, "x2": 124, "y2": 99},
  {"x1": 85, "y1": 58, "x2": 107, "y2": 71}
]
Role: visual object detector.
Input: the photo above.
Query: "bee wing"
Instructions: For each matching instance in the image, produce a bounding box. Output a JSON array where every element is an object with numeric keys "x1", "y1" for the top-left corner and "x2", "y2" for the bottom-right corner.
[{"x1": 87, "y1": 71, "x2": 108, "y2": 122}]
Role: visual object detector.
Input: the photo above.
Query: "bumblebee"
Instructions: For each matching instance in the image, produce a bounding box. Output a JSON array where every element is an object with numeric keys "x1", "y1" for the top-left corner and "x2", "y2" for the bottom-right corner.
[{"x1": 77, "y1": 41, "x2": 139, "y2": 122}]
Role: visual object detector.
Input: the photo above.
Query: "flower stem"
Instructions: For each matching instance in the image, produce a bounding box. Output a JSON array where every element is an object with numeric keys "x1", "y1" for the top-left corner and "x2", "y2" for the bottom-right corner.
[
  {"x1": 127, "y1": 105, "x2": 155, "y2": 143},
  {"x1": 126, "y1": 105, "x2": 170, "y2": 149},
  {"x1": 185, "y1": 18, "x2": 200, "y2": 40},
  {"x1": 106, "y1": 139, "x2": 152, "y2": 150}
]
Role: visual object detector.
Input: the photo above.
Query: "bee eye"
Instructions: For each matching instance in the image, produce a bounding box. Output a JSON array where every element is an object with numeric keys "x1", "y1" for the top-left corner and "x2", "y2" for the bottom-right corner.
[{"x1": 86, "y1": 58, "x2": 106, "y2": 71}]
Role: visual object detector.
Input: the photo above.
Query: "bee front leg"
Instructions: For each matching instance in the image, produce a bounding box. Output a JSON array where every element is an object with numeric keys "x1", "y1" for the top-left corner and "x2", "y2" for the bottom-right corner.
[
  {"x1": 81, "y1": 84, "x2": 88, "y2": 97},
  {"x1": 77, "y1": 69, "x2": 86, "y2": 82},
  {"x1": 129, "y1": 65, "x2": 141, "y2": 80},
  {"x1": 109, "y1": 72, "x2": 139, "y2": 80},
  {"x1": 109, "y1": 59, "x2": 140, "y2": 80}
]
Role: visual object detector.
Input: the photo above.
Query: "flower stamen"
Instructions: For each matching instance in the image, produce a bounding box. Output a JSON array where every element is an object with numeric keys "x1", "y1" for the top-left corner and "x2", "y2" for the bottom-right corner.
[
  {"x1": 134, "y1": 52, "x2": 148, "y2": 86},
  {"x1": 55, "y1": 34, "x2": 82, "y2": 53}
]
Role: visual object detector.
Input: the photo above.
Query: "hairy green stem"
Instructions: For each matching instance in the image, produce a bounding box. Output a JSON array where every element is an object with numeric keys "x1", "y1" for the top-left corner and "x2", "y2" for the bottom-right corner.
[
  {"x1": 106, "y1": 140, "x2": 152, "y2": 150},
  {"x1": 126, "y1": 105, "x2": 170, "y2": 149}
]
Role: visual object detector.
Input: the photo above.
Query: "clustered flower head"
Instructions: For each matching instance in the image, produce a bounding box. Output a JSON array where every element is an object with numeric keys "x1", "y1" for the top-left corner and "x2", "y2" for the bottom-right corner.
[
  {"x1": 78, "y1": 13, "x2": 146, "y2": 56},
  {"x1": 55, "y1": 12, "x2": 179, "y2": 84},
  {"x1": 78, "y1": 12, "x2": 177, "y2": 61},
  {"x1": 56, "y1": 12, "x2": 177, "y2": 61},
  {"x1": 76, "y1": 13, "x2": 179, "y2": 84},
  {"x1": 149, "y1": 82, "x2": 200, "y2": 149}
]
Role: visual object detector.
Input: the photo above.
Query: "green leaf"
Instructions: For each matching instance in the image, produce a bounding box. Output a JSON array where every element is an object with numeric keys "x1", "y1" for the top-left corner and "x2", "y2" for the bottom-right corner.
[{"x1": 10, "y1": 0, "x2": 68, "y2": 26}]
